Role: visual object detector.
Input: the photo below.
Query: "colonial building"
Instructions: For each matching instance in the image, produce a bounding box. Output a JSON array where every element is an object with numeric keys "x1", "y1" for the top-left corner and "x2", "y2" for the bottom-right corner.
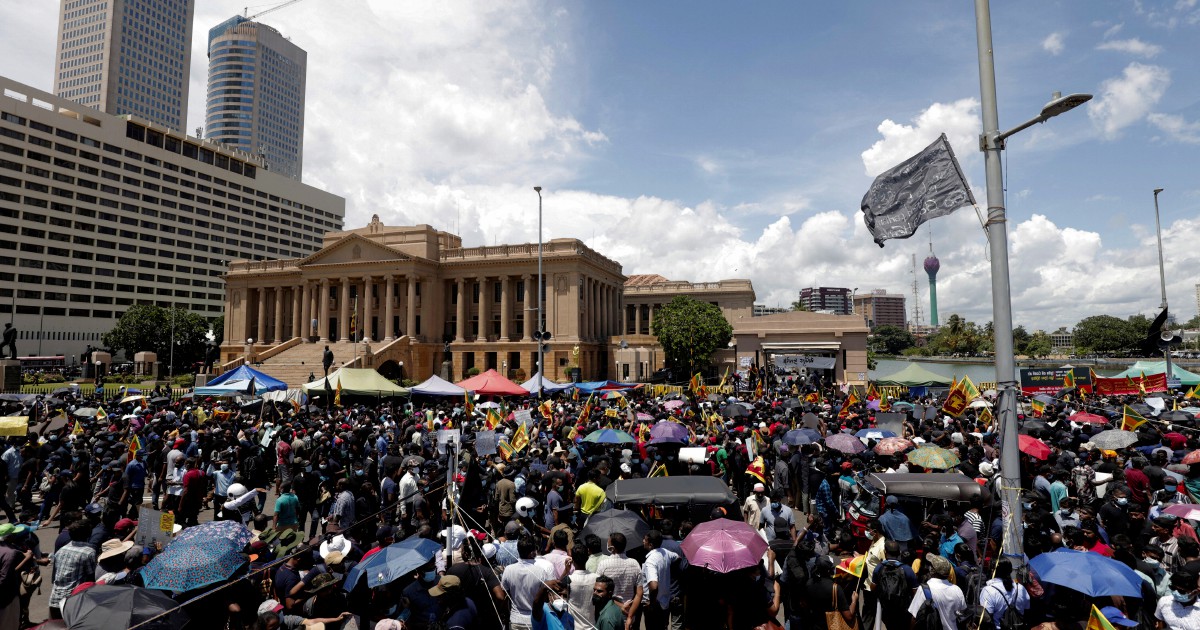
[{"x1": 220, "y1": 218, "x2": 625, "y2": 385}]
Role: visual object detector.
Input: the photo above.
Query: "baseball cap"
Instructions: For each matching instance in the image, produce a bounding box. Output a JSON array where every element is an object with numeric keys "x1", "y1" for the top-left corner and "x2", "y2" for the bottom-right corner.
[
  {"x1": 1099, "y1": 606, "x2": 1138, "y2": 628},
  {"x1": 428, "y1": 574, "x2": 462, "y2": 597},
  {"x1": 257, "y1": 599, "x2": 284, "y2": 616}
]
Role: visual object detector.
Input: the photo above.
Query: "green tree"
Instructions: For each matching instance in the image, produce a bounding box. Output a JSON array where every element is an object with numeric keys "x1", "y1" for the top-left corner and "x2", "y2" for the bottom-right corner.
[
  {"x1": 790, "y1": 300, "x2": 809, "y2": 312},
  {"x1": 1012, "y1": 325, "x2": 1031, "y2": 356},
  {"x1": 652, "y1": 296, "x2": 733, "y2": 378},
  {"x1": 102, "y1": 305, "x2": 214, "y2": 373},
  {"x1": 927, "y1": 314, "x2": 986, "y2": 355},
  {"x1": 1072, "y1": 315, "x2": 1140, "y2": 354},
  {"x1": 1025, "y1": 331, "x2": 1054, "y2": 358},
  {"x1": 869, "y1": 325, "x2": 916, "y2": 355}
]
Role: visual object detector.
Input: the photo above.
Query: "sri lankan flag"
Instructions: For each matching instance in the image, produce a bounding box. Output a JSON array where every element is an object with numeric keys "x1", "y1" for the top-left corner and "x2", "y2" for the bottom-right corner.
[
  {"x1": 572, "y1": 387, "x2": 579, "y2": 401},
  {"x1": 804, "y1": 391, "x2": 820, "y2": 404},
  {"x1": 1187, "y1": 384, "x2": 1200, "y2": 400},
  {"x1": 1063, "y1": 371, "x2": 1077, "y2": 388},
  {"x1": 512, "y1": 422, "x2": 530, "y2": 452},
  {"x1": 71, "y1": 420, "x2": 84, "y2": 435},
  {"x1": 838, "y1": 391, "x2": 860, "y2": 418},
  {"x1": 578, "y1": 393, "x2": 595, "y2": 422},
  {"x1": 1121, "y1": 405, "x2": 1147, "y2": 431},
  {"x1": 957, "y1": 376, "x2": 981, "y2": 401},
  {"x1": 1085, "y1": 605, "x2": 1118, "y2": 630},
  {"x1": 648, "y1": 462, "x2": 668, "y2": 477},
  {"x1": 1030, "y1": 397, "x2": 1046, "y2": 417},
  {"x1": 539, "y1": 400, "x2": 555, "y2": 420},
  {"x1": 463, "y1": 391, "x2": 474, "y2": 417},
  {"x1": 866, "y1": 383, "x2": 880, "y2": 401},
  {"x1": 95, "y1": 406, "x2": 107, "y2": 421},
  {"x1": 718, "y1": 368, "x2": 729, "y2": 391},
  {"x1": 334, "y1": 378, "x2": 343, "y2": 407},
  {"x1": 745, "y1": 456, "x2": 766, "y2": 483},
  {"x1": 498, "y1": 440, "x2": 517, "y2": 461},
  {"x1": 1139, "y1": 371, "x2": 1148, "y2": 395},
  {"x1": 350, "y1": 298, "x2": 357, "y2": 339},
  {"x1": 978, "y1": 407, "x2": 994, "y2": 425},
  {"x1": 567, "y1": 425, "x2": 579, "y2": 441},
  {"x1": 128, "y1": 434, "x2": 143, "y2": 456},
  {"x1": 754, "y1": 380, "x2": 764, "y2": 400},
  {"x1": 485, "y1": 408, "x2": 502, "y2": 430}
]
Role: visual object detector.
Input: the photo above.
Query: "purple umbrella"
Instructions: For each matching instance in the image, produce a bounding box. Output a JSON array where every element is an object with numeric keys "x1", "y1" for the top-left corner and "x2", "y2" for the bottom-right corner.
[
  {"x1": 824, "y1": 432, "x2": 866, "y2": 454},
  {"x1": 649, "y1": 422, "x2": 689, "y2": 444},
  {"x1": 682, "y1": 518, "x2": 768, "y2": 573}
]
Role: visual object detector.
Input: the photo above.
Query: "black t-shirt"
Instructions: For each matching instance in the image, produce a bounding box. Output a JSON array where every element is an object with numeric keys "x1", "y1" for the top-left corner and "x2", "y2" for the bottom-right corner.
[
  {"x1": 802, "y1": 577, "x2": 851, "y2": 627},
  {"x1": 447, "y1": 562, "x2": 503, "y2": 630}
]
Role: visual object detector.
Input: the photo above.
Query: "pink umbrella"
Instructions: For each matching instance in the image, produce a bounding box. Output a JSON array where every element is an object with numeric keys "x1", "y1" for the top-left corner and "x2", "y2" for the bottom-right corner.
[
  {"x1": 636, "y1": 412, "x2": 654, "y2": 421},
  {"x1": 681, "y1": 518, "x2": 769, "y2": 573},
  {"x1": 1163, "y1": 503, "x2": 1200, "y2": 521},
  {"x1": 1069, "y1": 412, "x2": 1109, "y2": 425},
  {"x1": 663, "y1": 400, "x2": 685, "y2": 410},
  {"x1": 874, "y1": 437, "x2": 914, "y2": 456}
]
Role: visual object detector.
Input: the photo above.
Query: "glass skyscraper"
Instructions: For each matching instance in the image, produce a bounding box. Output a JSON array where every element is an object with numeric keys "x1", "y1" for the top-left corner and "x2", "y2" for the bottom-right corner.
[
  {"x1": 53, "y1": 0, "x2": 195, "y2": 132},
  {"x1": 205, "y1": 16, "x2": 307, "y2": 181}
]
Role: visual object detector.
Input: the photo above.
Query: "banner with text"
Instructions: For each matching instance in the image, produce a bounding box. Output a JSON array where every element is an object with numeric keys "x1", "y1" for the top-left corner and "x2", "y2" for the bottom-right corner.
[
  {"x1": 772, "y1": 354, "x2": 836, "y2": 370},
  {"x1": 1093, "y1": 372, "x2": 1168, "y2": 396},
  {"x1": 1019, "y1": 367, "x2": 1092, "y2": 396}
]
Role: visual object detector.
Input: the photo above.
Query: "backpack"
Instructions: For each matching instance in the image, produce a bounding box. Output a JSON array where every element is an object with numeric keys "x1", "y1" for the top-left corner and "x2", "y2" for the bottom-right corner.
[
  {"x1": 914, "y1": 585, "x2": 942, "y2": 630},
  {"x1": 876, "y1": 561, "x2": 910, "y2": 607},
  {"x1": 989, "y1": 585, "x2": 1027, "y2": 630},
  {"x1": 960, "y1": 565, "x2": 985, "y2": 605}
]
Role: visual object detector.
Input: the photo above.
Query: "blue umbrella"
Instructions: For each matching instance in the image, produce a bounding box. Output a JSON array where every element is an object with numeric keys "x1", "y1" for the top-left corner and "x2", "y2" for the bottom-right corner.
[
  {"x1": 581, "y1": 428, "x2": 636, "y2": 444},
  {"x1": 344, "y1": 536, "x2": 442, "y2": 590},
  {"x1": 783, "y1": 428, "x2": 820, "y2": 446},
  {"x1": 142, "y1": 539, "x2": 247, "y2": 592},
  {"x1": 1028, "y1": 549, "x2": 1142, "y2": 597},
  {"x1": 855, "y1": 428, "x2": 897, "y2": 439},
  {"x1": 173, "y1": 520, "x2": 253, "y2": 549}
]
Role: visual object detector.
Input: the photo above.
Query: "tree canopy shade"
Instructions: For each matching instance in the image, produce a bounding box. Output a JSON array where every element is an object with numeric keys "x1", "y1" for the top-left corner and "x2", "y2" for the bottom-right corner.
[
  {"x1": 1072, "y1": 315, "x2": 1142, "y2": 354},
  {"x1": 869, "y1": 325, "x2": 916, "y2": 355},
  {"x1": 652, "y1": 296, "x2": 733, "y2": 378},
  {"x1": 102, "y1": 304, "x2": 217, "y2": 370}
]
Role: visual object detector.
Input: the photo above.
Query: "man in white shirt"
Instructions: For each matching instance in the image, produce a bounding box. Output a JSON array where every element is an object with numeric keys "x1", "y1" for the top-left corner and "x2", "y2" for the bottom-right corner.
[
  {"x1": 596, "y1": 532, "x2": 644, "y2": 630},
  {"x1": 565, "y1": 543, "x2": 599, "y2": 630},
  {"x1": 642, "y1": 529, "x2": 683, "y2": 630},
  {"x1": 907, "y1": 554, "x2": 966, "y2": 630},
  {"x1": 743, "y1": 483, "x2": 768, "y2": 529},
  {"x1": 500, "y1": 536, "x2": 555, "y2": 630},
  {"x1": 1157, "y1": 570, "x2": 1200, "y2": 630}
]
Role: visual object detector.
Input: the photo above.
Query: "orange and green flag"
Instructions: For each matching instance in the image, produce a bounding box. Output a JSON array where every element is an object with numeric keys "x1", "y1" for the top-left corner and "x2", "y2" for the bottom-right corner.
[
  {"x1": 539, "y1": 400, "x2": 555, "y2": 420},
  {"x1": 1085, "y1": 605, "x2": 1118, "y2": 630},
  {"x1": 463, "y1": 391, "x2": 474, "y2": 417},
  {"x1": 1063, "y1": 371, "x2": 1076, "y2": 388},
  {"x1": 485, "y1": 408, "x2": 502, "y2": 430},
  {"x1": 498, "y1": 440, "x2": 517, "y2": 461},
  {"x1": 1030, "y1": 397, "x2": 1046, "y2": 417},
  {"x1": 1121, "y1": 405, "x2": 1147, "y2": 431},
  {"x1": 128, "y1": 434, "x2": 143, "y2": 456},
  {"x1": 1187, "y1": 384, "x2": 1200, "y2": 400}
]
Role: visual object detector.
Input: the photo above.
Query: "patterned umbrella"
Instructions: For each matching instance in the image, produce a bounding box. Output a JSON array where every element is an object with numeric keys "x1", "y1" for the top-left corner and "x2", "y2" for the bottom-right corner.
[
  {"x1": 142, "y1": 538, "x2": 247, "y2": 592},
  {"x1": 663, "y1": 400, "x2": 686, "y2": 410},
  {"x1": 1182, "y1": 450, "x2": 1200, "y2": 465},
  {"x1": 906, "y1": 445, "x2": 961, "y2": 470},
  {"x1": 1090, "y1": 429, "x2": 1139, "y2": 450},
  {"x1": 172, "y1": 519, "x2": 253, "y2": 549},
  {"x1": 824, "y1": 433, "x2": 866, "y2": 454},
  {"x1": 681, "y1": 518, "x2": 769, "y2": 573},
  {"x1": 855, "y1": 428, "x2": 897, "y2": 439},
  {"x1": 874, "y1": 437, "x2": 914, "y2": 456},
  {"x1": 581, "y1": 429, "x2": 636, "y2": 444}
]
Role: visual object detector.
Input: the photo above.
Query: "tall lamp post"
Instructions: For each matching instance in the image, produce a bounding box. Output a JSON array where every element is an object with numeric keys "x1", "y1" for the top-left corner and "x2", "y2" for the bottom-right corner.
[
  {"x1": 974, "y1": 0, "x2": 1091, "y2": 565},
  {"x1": 534, "y1": 186, "x2": 544, "y2": 400},
  {"x1": 1153, "y1": 188, "x2": 1175, "y2": 383}
]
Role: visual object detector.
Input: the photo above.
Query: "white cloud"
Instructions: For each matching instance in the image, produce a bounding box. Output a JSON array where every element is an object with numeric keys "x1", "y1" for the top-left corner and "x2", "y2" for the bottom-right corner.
[
  {"x1": 1147, "y1": 113, "x2": 1200, "y2": 143},
  {"x1": 1042, "y1": 32, "x2": 1065, "y2": 55},
  {"x1": 860, "y1": 99, "x2": 980, "y2": 177},
  {"x1": 1087, "y1": 63, "x2": 1171, "y2": 138},
  {"x1": 1096, "y1": 38, "x2": 1164, "y2": 57},
  {"x1": 1103, "y1": 23, "x2": 1125, "y2": 38}
]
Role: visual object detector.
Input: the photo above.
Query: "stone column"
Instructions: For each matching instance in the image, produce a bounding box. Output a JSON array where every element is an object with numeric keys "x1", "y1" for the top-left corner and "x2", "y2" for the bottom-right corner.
[
  {"x1": 319, "y1": 279, "x2": 330, "y2": 342},
  {"x1": 455, "y1": 278, "x2": 467, "y2": 342},
  {"x1": 478, "y1": 276, "x2": 490, "y2": 341},
  {"x1": 362, "y1": 275, "x2": 374, "y2": 342},
  {"x1": 339, "y1": 278, "x2": 351, "y2": 341},
  {"x1": 406, "y1": 276, "x2": 418, "y2": 339},
  {"x1": 499, "y1": 275, "x2": 511, "y2": 341},
  {"x1": 521, "y1": 274, "x2": 533, "y2": 341},
  {"x1": 634, "y1": 302, "x2": 642, "y2": 336},
  {"x1": 383, "y1": 275, "x2": 395, "y2": 341},
  {"x1": 300, "y1": 282, "x2": 312, "y2": 342},
  {"x1": 255, "y1": 288, "x2": 267, "y2": 343},
  {"x1": 648, "y1": 304, "x2": 655, "y2": 334}
]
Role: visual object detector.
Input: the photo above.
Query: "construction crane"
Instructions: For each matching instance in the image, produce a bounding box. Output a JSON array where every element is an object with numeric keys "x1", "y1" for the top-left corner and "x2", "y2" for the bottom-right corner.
[{"x1": 243, "y1": 0, "x2": 308, "y2": 21}]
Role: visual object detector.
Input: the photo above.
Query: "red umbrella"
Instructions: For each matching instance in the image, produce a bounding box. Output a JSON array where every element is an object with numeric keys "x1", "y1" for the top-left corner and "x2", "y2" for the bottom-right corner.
[
  {"x1": 1069, "y1": 412, "x2": 1109, "y2": 425},
  {"x1": 1182, "y1": 450, "x2": 1200, "y2": 465},
  {"x1": 1018, "y1": 434, "x2": 1052, "y2": 460}
]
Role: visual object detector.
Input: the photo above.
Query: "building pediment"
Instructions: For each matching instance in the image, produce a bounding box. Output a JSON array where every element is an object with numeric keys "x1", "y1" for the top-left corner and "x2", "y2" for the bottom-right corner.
[{"x1": 299, "y1": 233, "x2": 412, "y2": 267}]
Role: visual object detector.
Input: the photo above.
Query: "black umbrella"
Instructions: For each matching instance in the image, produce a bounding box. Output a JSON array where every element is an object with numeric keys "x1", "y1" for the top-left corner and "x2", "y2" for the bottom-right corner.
[
  {"x1": 719, "y1": 404, "x2": 749, "y2": 419},
  {"x1": 1019, "y1": 419, "x2": 1049, "y2": 435},
  {"x1": 580, "y1": 508, "x2": 651, "y2": 549},
  {"x1": 781, "y1": 398, "x2": 802, "y2": 409},
  {"x1": 61, "y1": 584, "x2": 189, "y2": 630},
  {"x1": 1130, "y1": 403, "x2": 1155, "y2": 417},
  {"x1": 51, "y1": 385, "x2": 80, "y2": 395},
  {"x1": 1162, "y1": 410, "x2": 1194, "y2": 423},
  {"x1": 149, "y1": 397, "x2": 171, "y2": 406},
  {"x1": 1054, "y1": 387, "x2": 1077, "y2": 399}
]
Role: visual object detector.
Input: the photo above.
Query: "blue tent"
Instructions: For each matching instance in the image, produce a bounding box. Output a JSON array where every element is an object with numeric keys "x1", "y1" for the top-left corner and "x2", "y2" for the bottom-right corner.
[
  {"x1": 574, "y1": 380, "x2": 640, "y2": 393},
  {"x1": 202, "y1": 364, "x2": 287, "y2": 393}
]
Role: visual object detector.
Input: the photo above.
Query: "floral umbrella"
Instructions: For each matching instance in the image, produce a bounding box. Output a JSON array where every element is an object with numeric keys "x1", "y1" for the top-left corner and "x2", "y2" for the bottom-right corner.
[
  {"x1": 172, "y1": 519, "x2": 253, "y2": 549},
  {"x1": 824, "y1": 433, "x2": 866, "y2": 454},
  {"x1": 874, "y1": 437, "x2": 914, "y2": 456},
  {"x1": 906, "y1": 445, "x2": 961, "y2": 470},
  {"x1": 142, "y1": 539, "x2": 247, "y2": 592}
]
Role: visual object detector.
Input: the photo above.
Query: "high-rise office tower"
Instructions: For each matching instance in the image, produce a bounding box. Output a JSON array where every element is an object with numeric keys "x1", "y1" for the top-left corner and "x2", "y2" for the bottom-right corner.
[
  {"x1": 205, "y1": 16, "x2": 307, "y2": 181},
  {"x1": 53, "y1": 0, "x2": 196, "y2": 132}
]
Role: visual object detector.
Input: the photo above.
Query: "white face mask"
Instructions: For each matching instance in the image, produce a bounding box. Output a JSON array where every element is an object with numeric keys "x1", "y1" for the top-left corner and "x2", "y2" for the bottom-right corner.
[{"x1": 551, "y1": 598, "x2": 567, "y2": 613}]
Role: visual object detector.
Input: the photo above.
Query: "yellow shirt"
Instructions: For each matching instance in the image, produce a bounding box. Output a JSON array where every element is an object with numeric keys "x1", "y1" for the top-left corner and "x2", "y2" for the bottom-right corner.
[{"x1": 577, "y1": 481, "x2": 607, "y2": 515}]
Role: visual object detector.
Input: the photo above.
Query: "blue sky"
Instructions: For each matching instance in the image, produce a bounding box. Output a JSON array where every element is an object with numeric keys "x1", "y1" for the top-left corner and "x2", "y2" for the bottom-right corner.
[{"x1": 3, "y1": 0, "x2": 1199, "y2": 333}]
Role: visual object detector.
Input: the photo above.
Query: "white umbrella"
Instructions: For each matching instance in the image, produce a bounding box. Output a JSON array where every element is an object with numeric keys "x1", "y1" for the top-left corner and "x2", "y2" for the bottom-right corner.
[
  {"x1": 969, "y1": 399, "x2": 993, "y2": 408},
  {"x1": 477, "y1": 401, "x2": 500, "y2": 409}
]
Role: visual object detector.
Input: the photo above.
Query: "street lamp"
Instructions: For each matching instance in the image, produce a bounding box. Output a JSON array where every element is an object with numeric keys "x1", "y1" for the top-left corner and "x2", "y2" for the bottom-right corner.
[
  {"x1": 974, "y1": 0, "x2": 1091, "y2": 566},
  {"x1": 1153, "y1": 188, "x2": 1175, "y2": 382},
  {"x1": 534, "y1": 186, "x2": 544, "y2": 400}
]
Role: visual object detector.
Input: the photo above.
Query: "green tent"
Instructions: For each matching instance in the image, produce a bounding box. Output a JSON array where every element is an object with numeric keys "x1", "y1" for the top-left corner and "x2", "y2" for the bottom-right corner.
[
  {"x1": 1111, "y1": 361, "x2": 1200, "y2": 387},
  {"x1": 302, "y1": 367, "x2": 410, "y2": 397},
  {"x1": 874, "y1": 363, "x2": 953, "y2": 387}
]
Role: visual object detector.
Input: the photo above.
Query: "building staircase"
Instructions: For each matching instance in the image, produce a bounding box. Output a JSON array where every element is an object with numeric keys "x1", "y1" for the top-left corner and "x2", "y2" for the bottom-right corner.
[{"x1": 257, "y1": 340, "x2": 364, "y2": 388}]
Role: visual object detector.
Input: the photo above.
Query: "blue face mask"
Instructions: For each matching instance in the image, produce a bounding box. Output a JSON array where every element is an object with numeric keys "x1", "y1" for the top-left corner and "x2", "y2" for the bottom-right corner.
[
  {"x1": 1173, "y1": 589, "x2": 1195, "y2": 604},
  {"x1": 423, "y1": 570, "x2": 438, "y2": 583}
]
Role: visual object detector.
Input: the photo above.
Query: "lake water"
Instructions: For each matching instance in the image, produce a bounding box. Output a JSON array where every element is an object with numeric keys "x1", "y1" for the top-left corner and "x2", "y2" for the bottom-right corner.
[{"x1": 870, "y1": 358, "x2": 1015, "y2": 385}]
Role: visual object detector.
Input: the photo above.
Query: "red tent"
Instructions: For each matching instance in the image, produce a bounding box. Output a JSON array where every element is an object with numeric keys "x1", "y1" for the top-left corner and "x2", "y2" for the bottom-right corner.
[{"x1": 456, "y1": 369, "x2": 529, "y2": 396}]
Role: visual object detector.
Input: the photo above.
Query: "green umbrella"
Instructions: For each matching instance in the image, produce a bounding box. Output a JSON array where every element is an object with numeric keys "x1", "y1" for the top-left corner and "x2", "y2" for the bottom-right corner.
[{"x1": 906, "y1": 445, "x2": 960, "y2": 470}]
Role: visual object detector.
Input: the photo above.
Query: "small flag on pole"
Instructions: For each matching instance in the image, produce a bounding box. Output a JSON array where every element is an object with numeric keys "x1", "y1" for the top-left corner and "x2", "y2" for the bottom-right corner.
[
  {"x1": 1121, "y1": 405, "x2": 1147, "y2": 431},
  {"x1": 860, "y1": 133, "x2": 976, "y2": 247}
]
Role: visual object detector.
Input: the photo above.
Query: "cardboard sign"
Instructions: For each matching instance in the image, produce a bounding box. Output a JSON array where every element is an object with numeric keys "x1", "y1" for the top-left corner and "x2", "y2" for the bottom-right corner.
[
  {"x1": 474, "y1": 431, "x2": 498, "y2": 456},
  {"x1": 874, "y1": 412, "x2": 906, "y2": 436},
  {"x1": 514, "y1": 409, "x2": 533, "y2": 427},
  {"x1": 436, "y1": 429, "x2": 461, "y2": 456},
  {"x1": 135, "y1": 507, "x2": 175, "y2": 549}
]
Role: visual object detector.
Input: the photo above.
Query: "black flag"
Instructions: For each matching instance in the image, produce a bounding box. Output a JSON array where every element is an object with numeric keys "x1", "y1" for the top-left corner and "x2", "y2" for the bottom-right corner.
[{"x1": 860, "y1": 133, "x2": 975, "y2": 247}]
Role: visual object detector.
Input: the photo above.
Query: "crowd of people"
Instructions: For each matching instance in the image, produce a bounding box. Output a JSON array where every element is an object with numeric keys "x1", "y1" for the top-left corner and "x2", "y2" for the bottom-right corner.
[{"x1": 0, "y1": 371, "x2": 1199, "y2": 630}]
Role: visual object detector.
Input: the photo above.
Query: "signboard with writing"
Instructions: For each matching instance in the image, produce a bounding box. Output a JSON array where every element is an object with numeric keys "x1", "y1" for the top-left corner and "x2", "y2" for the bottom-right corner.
[
  {"x1": 874, "y1": 412, "x2": 906, "y2": 436},
  {"x1": 135, "y1": 507, "x2": 175, "y2": 549},
  {"x1": 772, "y1": 355, "x2": 836, "y2": 370},
  {"x1": 513, "y1": 409, "x2": 533, "y2": 427},
  {"x1": 1093, "y1": 372, "x2": 1167, "y2": 396},
  {"x1": 474, "y1": 430, "x2": 498, "y2": 456},
  {"x1": 1019, "y1": 367, "x2": 1092, "y2": 396},
  {"x1": 436, "y1": 429, "x2": 461, "y2": 456}
]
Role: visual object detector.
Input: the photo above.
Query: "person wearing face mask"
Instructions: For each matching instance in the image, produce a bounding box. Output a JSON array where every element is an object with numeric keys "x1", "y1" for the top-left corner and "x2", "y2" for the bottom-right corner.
[
  {"x1": 531, "y1": 579, "x2": 574, "y2": 630},
  {"x1": 430, "y1": 574, "x2": 480, "y2": 630},
  {"x1": 743, "y1": 482, "x2": 769, "y2": 529},
  {"x1": 273, "y1": 481, "x2": 300, "y2": 532},
  {"x1": 1156, "y1": 569, "x2": 1200, "y2": 628},
  {"x1": 402, "y1": 562, "x2": 444, "y2": 630},
  {"x1": 761, "y1": 489, "x2": 797, "y2": 563},
  {"x1": 208, "y1": 458, "x2": 236, "y2": 520},
  {"x1": 1100, "y1": 488, "x2": 1132, "y2": 540}
]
